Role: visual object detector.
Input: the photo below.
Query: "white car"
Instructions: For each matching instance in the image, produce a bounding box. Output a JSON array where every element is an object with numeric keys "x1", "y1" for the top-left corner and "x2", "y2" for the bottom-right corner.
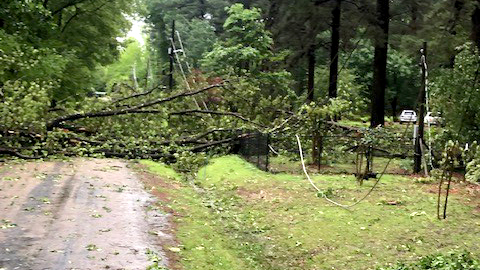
[
  {"x1": 399, "y1": 110, "x2": 417, "y2": 123},
  {"x1": 424, "y1": 112, "x2": 442, "y2": 125}
]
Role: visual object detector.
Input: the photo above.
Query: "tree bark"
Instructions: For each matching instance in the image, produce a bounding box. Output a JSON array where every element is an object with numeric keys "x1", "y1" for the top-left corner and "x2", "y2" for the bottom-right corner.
[
  {"x1": 307, "y1": 44, "x2": 316, "y2": 103},
  {"x1": 242, "y1": 0, "x2": 251, "y2": 9},
  {"x1": 198, "y1": 0, "x2": 207, "y2": 18},
  {"x1": 472, "y1": 0, "x2": 480, "y2": 50},
  {"x1": 370, "y1": 0, "x2": 389, "y2": 128},
  {"x1": 409, "y1": 0, "x2": 418, "y2": 33},
  {"x1": 328, "y1": 0, "x2": 341, "y2": 99},
  {"x1": 414, "y1": 43, "x2": 427, "y2": 173},
  {"x1": 169, "y1": 20, "x2": 175, "y2": 90},
  {"x1": 391, "y1": 95, "x2": 398, "y2": 121}
]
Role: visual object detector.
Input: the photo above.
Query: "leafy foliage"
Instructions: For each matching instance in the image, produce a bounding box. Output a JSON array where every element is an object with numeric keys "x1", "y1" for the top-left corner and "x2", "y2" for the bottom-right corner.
[
  {"x1": 201, "y1": 4, "x2": 274, "y2": 76},
  {"x1": 463, "y1": 141, "x2": 480, "y2": 183},
  {"x1": 432, "y1": 43, "x2": 480, "y2": 143},
  {"x1": 348, "y1": 43, "x2": 419, "y2": 114},
  {"x1": 0, "y1": 80, "x2": 51, "y2": 132},
  {"x1": 314, "y1": 66, "x2": 367, "y2": 116},
  {"x1": 102, "y1": 39, "x2": 148, "y2": 89},
  {"x1": 379, "y1": 251, "x2": 480, "y2": 270}
]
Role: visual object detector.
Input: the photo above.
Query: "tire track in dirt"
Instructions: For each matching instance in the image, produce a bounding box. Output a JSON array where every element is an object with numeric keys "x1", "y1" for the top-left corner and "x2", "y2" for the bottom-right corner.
[{"x1": 0, "y1": 158, "x2": 171, "y2": 270}]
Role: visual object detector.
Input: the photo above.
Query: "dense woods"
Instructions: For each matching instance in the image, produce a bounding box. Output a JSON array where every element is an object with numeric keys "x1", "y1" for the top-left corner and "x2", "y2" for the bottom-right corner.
[{"x1": 2, "y1": 0, "x2": 480, "y2": 178}]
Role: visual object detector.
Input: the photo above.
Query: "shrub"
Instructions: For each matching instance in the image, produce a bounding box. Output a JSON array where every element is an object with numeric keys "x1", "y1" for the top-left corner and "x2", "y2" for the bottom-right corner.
[{"x1": 379, "y1": 251, "x2": 480, "y2": 270}]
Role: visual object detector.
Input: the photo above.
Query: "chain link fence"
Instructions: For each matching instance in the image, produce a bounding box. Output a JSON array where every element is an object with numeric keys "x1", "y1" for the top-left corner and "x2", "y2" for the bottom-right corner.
[{"x1": 237, "y1": 132, "x2": 270, "y2": 171}]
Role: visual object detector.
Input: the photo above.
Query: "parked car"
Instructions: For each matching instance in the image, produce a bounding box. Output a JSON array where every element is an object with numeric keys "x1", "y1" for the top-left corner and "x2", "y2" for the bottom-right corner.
[
  {"x1": 399, "y1": 110, "x2": 417, "y2": 123},
  {"x1": 424, "y1": 112, "x2": 443, "y2": 125}
]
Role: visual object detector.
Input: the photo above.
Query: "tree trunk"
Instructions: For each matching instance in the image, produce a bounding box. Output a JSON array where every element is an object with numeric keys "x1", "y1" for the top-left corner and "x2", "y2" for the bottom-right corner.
[
  {"x1": 307, "y1": 44, "x2": 316, "y2": 103},
  {"x1": 414, "y1": 43, "x2": 427, "y2": 173},
  {"x1": 410, "y1": 0, "x2": 418, "y2": 33},
  {"x1": 449, "y1": 0, "x2": 465, "y2": 35},
  {"x1": 472, "y1": 0, "x2": 480, "y2": 50},
  {"x1": 370, "y1": 0, "x2": 389, "y2": 128},
  {"x1": 198, "y1": 0, "x2": 207, "y2": 18},
  {"x1": 391, "y1": 96, "x2": 398, "y2": 121},
  {"x1": 169, "y1": 20, "x2": 175, "y2": 90},
  {"x1": 328, "y1": 0, "x2": 341, "y2": 99}
]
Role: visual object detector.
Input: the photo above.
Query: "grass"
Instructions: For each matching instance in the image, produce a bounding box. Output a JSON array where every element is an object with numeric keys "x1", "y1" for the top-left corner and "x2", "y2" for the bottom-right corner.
[
  {"x1": 140, "y1": 156, "x2": 480, "y2": 270},
  {"x1": 139, "y1": 159, "x2": 250, "y2": 269},
  {"x1": 270, "y1": 154, "x2": 412, "y2": 175}
]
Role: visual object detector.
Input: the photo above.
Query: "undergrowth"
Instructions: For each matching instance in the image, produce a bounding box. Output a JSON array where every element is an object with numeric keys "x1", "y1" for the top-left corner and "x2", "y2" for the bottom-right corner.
[{"x1": 140, "y1": 155, "x2": 480, "y2": 270}]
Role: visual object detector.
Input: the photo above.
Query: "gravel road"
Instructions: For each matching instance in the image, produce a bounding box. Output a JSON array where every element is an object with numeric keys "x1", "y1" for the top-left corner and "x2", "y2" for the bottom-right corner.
[{"x1": 0, "y1": 158, "x2": 170, "y2": 270}]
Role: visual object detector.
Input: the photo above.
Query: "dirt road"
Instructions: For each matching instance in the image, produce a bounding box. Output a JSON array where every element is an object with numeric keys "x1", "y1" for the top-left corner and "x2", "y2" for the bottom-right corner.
[{"x1": 0, "y1": 158, "x2": 171, "y2": 270}]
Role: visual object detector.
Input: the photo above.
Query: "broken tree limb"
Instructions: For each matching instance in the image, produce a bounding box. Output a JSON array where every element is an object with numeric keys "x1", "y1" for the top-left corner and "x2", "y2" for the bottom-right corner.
[
  {"x1": 111, "y1": 85, "x2": 165, "y2": 105},
  {"x1": 47, "y1": 82, "x2": 226, "y2": 130},
  {"x1": 159, "y1": 128, "x2": 241, "y2": 146},
  {"x1": 169, "y1": 109, "x2": 266, "y2": 128},
  {"x1": 323, "y1": 120, "x2": 361, "y2": 133},
  {"x1": 190, "y1": 136, "x2": 242, "y2": 153},
  {"x1": 272, "y1": 110, "x2": 361, "y2": 133},
  {"x1": 0, "y1": 148, "x2": 41, "y2": 159}
]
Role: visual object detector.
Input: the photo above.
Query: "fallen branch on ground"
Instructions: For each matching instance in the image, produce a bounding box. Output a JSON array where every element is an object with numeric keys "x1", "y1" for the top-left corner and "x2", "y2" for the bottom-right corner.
[
  {"x1": 0, "y1": 148, "x2": 41, "y2": 159},
  {"x1": 111, "y1": 85, "x2": 165, "y2": 105},
  {"x1": 169, "y1": 110, "x2": 265, "y2": 128}
]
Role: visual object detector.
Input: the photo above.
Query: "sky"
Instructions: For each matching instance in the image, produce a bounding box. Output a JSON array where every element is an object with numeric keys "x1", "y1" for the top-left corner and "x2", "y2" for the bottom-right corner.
[{"x1": 119, "y1": 15, "x2": 146, "y2": 47}]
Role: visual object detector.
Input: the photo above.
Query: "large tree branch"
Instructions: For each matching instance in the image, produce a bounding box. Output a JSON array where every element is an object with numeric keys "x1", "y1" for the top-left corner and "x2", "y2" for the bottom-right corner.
[
  {"x1": 47, "y1": 82, "x2": 226, "y2": 130},
  {"x1": 61, "y1": 2, "x2": 109, "y2": 33},
  {"x1": 159, "y1": 128, "x2": 240, "y2": 146},
  {"x1": 169, "y1": 109, "x2": 266, "y2": 128},
  {"x1": 190, "y1": 137, "x2": 239, "y2": 153},
  {"x1": 0, "y1": 148, "x2": 41, "y2": 160},
  {"x1": 111, "y1": 85, "x2": 165, "y2": 105},
  {"x1": 51, "y1": 0, "x2": 90, "y2": 16}
]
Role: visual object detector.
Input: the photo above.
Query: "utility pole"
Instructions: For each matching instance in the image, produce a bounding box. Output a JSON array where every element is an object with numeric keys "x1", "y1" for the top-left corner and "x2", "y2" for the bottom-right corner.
[
  {"x1": 414, "y1": 42, "x2": 427, "y2": 173},
  {"x1": 169, "y1": 20, "x2": 175, "y2": 90}
]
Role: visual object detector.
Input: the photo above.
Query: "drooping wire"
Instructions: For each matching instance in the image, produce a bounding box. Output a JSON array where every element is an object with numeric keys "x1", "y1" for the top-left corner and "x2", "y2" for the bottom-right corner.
[{"x1": 296, "y1": 116, "x2": 414, "y2": 209}]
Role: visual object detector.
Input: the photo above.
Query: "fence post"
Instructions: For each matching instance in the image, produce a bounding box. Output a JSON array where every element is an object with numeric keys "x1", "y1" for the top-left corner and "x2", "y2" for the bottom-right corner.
[
  {"x1": 266, "y1": 133, "x2": 270, "y2": 172},
  {"x1": 318, "y1": 135, "x2": 323, "y2": 171}
]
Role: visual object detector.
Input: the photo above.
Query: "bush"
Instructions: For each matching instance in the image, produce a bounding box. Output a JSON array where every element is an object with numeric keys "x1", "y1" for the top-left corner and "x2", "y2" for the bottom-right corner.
[{"x1": 379, "y1": 251, "x2": 480, "y2": 270}]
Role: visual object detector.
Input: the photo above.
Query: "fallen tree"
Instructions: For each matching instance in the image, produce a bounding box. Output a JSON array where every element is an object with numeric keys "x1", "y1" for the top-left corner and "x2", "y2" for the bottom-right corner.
[
  {"x1": 47, "y1": 83, "x2": 226, "y2": 131},
  {"x1": 1, "y1": 79, "x2": 376, "y2": 169},
  {"x1": 1, "y1": 80, "x2": 285, "y2": 163}
]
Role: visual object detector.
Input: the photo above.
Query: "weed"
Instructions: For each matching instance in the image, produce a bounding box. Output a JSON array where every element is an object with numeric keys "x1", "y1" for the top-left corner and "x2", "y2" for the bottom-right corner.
[{"x1": 146, "y1": 249, "x2": 169, "y2": 270}]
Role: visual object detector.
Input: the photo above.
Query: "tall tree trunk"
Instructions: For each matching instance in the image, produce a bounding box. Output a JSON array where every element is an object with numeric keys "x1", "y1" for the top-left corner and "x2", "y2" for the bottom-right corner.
[
  {"x1": 169, "y1": 20, "x2": 175, "y2": 90},
  {"x1": 414, "y1": 42, "x2": 427, "y2": 173},
  {"x1": 307, "y1": 44, "x2": 317, "y2": 164},
  {"x1": 410, "y1": 0, "x2": 418, "y2": 33},
  {"x1": 449, "y1": 0, "x2": 465, "y2": 34},
  {"x1": 328, "y1": 0, "x2": 341, "y2": 99},
  {"x1": 370, "y1": 0, "x2": 389, "y2": 128},
  {"x1": 198, "y1": 0, "x2": 207, "y2": 18},
  {"x1": 307, "y1": 44, "x2": 316, "y2": 103},
  {"x1": 391, "y1": 96, "x2": 398, "y2": 121},
  {"x1": 472, "y1": 0, "x2": 480, "y2": 50}
]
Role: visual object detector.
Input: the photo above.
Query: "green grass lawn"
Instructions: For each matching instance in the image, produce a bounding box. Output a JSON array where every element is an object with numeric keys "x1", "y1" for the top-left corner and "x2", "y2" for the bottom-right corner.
[
  {"x1": 139, "y1": 156, "x2": 480, "y2": 270},
  {"x1": 269, "y1": 155, "x2": 413, "y2": 175}
]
